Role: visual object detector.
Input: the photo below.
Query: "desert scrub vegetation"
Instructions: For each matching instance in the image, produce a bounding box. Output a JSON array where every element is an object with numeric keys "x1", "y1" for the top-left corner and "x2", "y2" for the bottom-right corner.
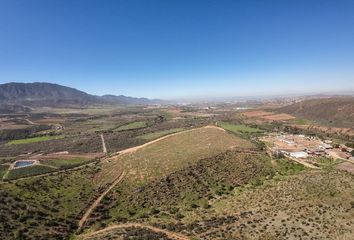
[
  {"x1": 83, "y1": 128, "x2": 255, "y2": 228},
  {"x1": 5, "y1": 165, "x2": 56, "y2": 180},
  {"x1": 177, "y1": 170, "x2": 354, "y2": 240},
  {"x1": 6, "y1": 135, "x2": 65, "y2": 145},
  {"x1": 84, "y1": 150, "x2": 274, "y2": 230},
  {"x1": 0, "y1": 165, "x2": 99, "y2": 240}
]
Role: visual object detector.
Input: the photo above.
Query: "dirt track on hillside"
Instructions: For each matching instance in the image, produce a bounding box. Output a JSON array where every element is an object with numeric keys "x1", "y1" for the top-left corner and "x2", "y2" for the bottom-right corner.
[
  {"x1": 100, "y1": 134, "x2": 107, "y2": 153},
  {"x1": 78, "y1": 223, "x2": 190, "y2": 240},
  {"x1": 79, "y1": 125, "x2": 226, "y2": 233},
  {"x1": 78, "y1": 171, "x2": 126, "y2": 229}
]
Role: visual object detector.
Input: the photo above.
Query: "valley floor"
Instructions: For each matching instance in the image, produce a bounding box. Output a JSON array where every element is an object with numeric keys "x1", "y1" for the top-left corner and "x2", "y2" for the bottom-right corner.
[{"x1": 1, "y1": 104, "x2": 353, "y2": 240}]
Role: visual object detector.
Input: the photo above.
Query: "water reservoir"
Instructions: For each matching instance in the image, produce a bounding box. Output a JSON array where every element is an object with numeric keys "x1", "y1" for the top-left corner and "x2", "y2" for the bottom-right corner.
[{"x1": 14, "y1": 160, "x2": 35, "y2": 168}]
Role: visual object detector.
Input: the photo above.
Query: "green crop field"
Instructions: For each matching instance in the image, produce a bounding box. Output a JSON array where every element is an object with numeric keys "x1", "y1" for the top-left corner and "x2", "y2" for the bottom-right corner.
[
  {"x1": 114, "y1": 121, "x2": 147, "y2": 131},
  {"x1": 137, "y1": 128, "x2": 185, "y2": 140},
  {"x1": 6, "y1": 135, "x2": 64, "y2": 145},
  {"x1": 5, "y1": 165, "x2": 56, "y2": 180},
  {"x1": 294, "y1": 118, "x2": 310, "y2": 125},
  {"x1": 219, "y1": 122, "x2": 263, "y2": 134},
  {"x1": 45, "y1": 157, "x2": 94, "y2": 169}
]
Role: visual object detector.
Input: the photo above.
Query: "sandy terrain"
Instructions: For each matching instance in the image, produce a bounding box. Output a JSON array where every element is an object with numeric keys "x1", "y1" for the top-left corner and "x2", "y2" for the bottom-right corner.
[{"x1": 242, "y1": 110, "x2": 272, "y2": 117}]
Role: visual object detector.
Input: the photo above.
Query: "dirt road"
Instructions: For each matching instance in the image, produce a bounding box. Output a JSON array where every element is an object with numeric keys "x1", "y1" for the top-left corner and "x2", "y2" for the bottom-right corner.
[
  {"x1": 77, "y1": 223, "x2": 190, "y2": 240},
  {"x1": 100, "y1": 134, "x2": 107, "y2": 153},
  {"x1": 78, "y1": 171, "x2": 126, "y2": 229},
  {"x1": 0, "y1": 160, "x2": 98, "y2": 184},
  {"x1": 288, "y1": 156, "x2": 320, "y2": 169},
  {"x1": 107, "y1": 125, "x2": 226, "y2": 158}
]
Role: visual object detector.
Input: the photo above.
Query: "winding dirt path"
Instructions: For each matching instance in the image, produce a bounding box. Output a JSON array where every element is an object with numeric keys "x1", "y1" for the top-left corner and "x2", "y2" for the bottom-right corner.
[
  {"x1": 288, "y1": 156, "x2": 320, "y2": 169},
  {"x1": 78, "y1": 171, "x2": 126, "y2": 229},
  {"x1": 78, "y1": 223, "x2": 190, "y2": 240},
  {"x1": 78, "y1": 125, "x2": 225, "y2": 234}
]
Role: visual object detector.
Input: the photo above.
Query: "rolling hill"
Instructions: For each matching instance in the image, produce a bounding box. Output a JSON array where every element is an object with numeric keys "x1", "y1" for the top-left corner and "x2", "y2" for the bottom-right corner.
[{"x1": 277, "y1": 97, "x2": 354, "y2": 128}]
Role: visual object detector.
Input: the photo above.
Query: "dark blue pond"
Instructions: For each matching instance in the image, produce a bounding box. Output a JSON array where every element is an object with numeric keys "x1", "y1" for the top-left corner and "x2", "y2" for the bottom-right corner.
[{"x1": 14, "y1": 161, "x2": 34, "y2": 168}]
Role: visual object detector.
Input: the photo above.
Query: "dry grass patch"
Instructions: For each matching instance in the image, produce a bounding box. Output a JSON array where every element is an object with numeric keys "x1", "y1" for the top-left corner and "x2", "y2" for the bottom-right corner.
[{"x1": 94, "y1": 127, "x2": 254, "y2": 187}]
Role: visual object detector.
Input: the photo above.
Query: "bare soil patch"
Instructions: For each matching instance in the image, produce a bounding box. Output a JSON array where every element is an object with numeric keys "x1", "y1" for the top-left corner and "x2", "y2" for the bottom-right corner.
[
  {"x1": 261, "y1": 113, "x2": 295, "y2": 121},
  {"x1": 242, "y1": 110, "x2": 272, "y2": 117},
  {"x1": 336, "y1": 162, "x2": 354, "y2": 174}
]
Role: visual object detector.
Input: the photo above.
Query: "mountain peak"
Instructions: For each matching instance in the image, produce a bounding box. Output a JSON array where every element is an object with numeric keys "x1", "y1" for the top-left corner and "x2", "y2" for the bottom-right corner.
[{"x1": 0, "y1": 82, "x2": 162, "y2": 107}]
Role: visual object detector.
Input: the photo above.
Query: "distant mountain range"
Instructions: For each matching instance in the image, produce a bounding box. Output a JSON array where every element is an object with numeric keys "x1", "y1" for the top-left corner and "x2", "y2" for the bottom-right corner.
[{"x1": 0, "y1": 82, "x2": 165, "y2": 109}]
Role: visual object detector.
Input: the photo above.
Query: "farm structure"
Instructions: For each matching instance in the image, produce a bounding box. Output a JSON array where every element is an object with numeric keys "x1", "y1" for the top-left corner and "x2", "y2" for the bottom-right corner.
[{"x1": 261, "y1": 133, "x2": 352, "y2": 161}]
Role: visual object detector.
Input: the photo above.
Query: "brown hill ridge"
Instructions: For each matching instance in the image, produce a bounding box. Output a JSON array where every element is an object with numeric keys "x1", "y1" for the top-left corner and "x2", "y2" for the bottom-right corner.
[{"x1": 278, "y1": 97, "x2": 354, "y2": 128}]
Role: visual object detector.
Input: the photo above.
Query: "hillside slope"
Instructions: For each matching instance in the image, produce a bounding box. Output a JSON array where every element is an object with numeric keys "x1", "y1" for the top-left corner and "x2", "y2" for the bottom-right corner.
[
  {"x1": 0, "y1": 82, "x2": 97, "y2": 106},
  {"x1": 277, "y1": 97, "x2": 354, "y2": 128}
]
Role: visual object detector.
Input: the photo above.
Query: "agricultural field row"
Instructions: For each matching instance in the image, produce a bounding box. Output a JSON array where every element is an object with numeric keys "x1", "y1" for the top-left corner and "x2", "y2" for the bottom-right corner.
[{"x1": 6, "y1": 135, "x2": 64, "y2": 145}]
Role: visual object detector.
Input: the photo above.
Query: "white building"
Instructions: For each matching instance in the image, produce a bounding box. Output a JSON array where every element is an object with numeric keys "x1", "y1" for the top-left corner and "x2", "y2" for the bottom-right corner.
[
  {"x1": 319, "y1": 143, "x2": 333, "y2": 149},
  {"x1": 289, "y1": 151, "x2": 308, "y2": 158}
]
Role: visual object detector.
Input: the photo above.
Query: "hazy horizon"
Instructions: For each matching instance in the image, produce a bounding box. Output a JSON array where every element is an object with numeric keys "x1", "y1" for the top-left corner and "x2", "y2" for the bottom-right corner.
[{"x1": 1, "y1": 0, "x2": 354, "y2": 98}]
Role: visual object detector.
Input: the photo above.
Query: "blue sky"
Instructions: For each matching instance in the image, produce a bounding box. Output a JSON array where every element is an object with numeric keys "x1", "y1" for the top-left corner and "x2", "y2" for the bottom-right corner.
[{"x1": 0, "y1": 0, "x2": 354, "y2": 99}]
